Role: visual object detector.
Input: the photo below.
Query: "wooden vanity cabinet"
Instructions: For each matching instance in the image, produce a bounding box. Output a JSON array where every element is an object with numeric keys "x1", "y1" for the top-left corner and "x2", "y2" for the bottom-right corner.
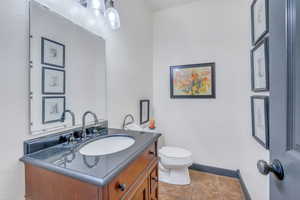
[
  {"x1": 108, "y1": 143, "x2": 157, "y2": 200},
  {"x1": 24, "y1": 142, "x2": 159, "y2": 200},
  {"x1": 123, "y1": 160, "x2": 158, "y2": 200},
  {"x1": 131, "y1": 178, "x2": 149, "y2": 200},
  {"x1": 149, "y1": 164, "x2": 159, "y2": 200}
]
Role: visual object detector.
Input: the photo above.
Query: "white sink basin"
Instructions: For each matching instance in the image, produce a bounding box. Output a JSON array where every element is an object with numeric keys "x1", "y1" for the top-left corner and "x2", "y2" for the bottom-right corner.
[{"x1": 79, "y1": 136, "x2": 135, "y2": 156}]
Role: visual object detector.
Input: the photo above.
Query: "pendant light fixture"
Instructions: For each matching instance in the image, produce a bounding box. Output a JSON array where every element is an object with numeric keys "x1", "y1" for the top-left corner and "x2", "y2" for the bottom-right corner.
[
  {"x1": 79, "y1": 0, "x2": 121, "y2": 30},
  {"x1": 104, "y1": 0, "x2": 120, "y2": 30}
]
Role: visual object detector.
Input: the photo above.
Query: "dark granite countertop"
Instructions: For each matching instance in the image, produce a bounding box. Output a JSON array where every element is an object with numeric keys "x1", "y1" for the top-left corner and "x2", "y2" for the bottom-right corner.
[{"x1": 20, "y1": 128, "x2": 161, "y2": 187}]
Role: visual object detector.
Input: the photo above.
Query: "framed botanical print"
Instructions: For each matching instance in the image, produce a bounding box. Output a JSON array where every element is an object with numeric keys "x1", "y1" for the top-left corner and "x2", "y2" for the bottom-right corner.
[
  {"x1": 251, "y1": 0, "x2": 269, "y2": 45},
  {"x1": 41, "y1": 37, "x2": 65, "y2": 68},
  {"x1": 140, "y1": 99, "x2": 150, "y2": 125},
  {"x1": 42, "y1": 67, "x2": 65, "y2": 95},
  {"x1": 251, "y1": 96, "x2": 269, "y2": 149},
  {"x1": 42, "y1": 96, "x2": 65, "y2": 124},
  {"x1": 170, "y1": 63, "x2": 215, "y2": 99},
  {"x1": 251, "y1": 38, "x2": 269, "y2": 92}
]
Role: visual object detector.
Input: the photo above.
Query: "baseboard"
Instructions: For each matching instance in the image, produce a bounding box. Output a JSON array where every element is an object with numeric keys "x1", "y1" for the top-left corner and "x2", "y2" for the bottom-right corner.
[
  {"x1": 189, "y1": 163, "x2": 251, "y2": 200},
  {"x1": 189, "y1": 163, "x2": 239, "y2": 178},
  {"x1": 237, "y1": 170, "x2": 251, "y2": 200}
]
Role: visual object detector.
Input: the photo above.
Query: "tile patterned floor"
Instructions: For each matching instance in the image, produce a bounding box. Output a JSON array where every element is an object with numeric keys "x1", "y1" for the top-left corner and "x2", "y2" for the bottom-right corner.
[{"x1": 159, "y1": 170, "x2": 245, "y2": 200}]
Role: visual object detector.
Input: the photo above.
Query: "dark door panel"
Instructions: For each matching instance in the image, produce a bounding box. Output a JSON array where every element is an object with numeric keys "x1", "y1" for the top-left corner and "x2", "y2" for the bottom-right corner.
[{"x1": 267, "y1": 0, "x2": 300, "y2": 199}]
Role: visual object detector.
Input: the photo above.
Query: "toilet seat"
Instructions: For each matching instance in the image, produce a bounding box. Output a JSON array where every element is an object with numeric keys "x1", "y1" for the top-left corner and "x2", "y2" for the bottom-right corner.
[
  {"x1": 159, "y1": 146, "x2": 192, "y2": 158},
  {"x1": 159, "y1": 146, "x2": 193, "y2": 168}
]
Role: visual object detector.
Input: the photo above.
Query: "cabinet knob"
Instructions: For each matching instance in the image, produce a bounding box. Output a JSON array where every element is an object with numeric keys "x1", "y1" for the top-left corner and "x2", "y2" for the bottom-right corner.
[
  {"x1": 118, "y1": 183, "x2": 126, "y2": 192},
  {"x1": 152, "y1": 177, "x2": 158, "y2": 182}
]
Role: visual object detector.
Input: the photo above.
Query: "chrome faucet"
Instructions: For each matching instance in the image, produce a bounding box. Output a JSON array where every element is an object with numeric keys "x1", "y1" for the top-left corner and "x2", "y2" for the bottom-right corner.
[
  {"x1": 61, "y1": 110, "x2": 76, "y2": 143},
  {"x1": 81, "y1": 111, "x2": 99, "y2": 140},
  {"x1": 122, "y1": 114, "x2": 135, "y2": 129},
  {"x1": 61, "y1": 110, "x2": 76, "y2": 126}
]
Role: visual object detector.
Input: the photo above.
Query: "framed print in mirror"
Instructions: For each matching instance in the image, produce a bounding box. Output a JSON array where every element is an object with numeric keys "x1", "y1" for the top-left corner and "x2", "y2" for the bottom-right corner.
[
  {"x1": 42, "y1": 67, "x2": 65, "y2": 95},
  {"x1": 251, "y1": 38, "x2": 269, "y2": 92},
  {"x1": 42, "y1": 37, "x2": 65, "y2": 68},
  {"x1": 251, "y1": 96, "x2": 269, "y2": 149},
  {"x1": 43, "y1": 96, "x2": 65, "y2": 124},
  {"x1": 140, "y1": 99, "x2": 150, "y2": 125},
  {"x1": 251, "y1": 0, "x2": 269, "y2": 45},
  {"x1": 170, "y1": 63, "x2": 215, "y2": 99}
]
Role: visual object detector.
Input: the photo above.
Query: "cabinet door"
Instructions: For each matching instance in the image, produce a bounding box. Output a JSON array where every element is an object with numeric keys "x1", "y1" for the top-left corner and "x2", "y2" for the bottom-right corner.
[
  {"x1": 109, "y1": 144, "x2": 156, "y2": 200},
  {"x1": 149, "y1": 165, "x2": 158, "y2": 200},
  {"x1": 131, "y1": 178, "x2": 149, "y2": 200},
  {"x1": 25, "y1": 165, "x2": 99, "y2": 200}
]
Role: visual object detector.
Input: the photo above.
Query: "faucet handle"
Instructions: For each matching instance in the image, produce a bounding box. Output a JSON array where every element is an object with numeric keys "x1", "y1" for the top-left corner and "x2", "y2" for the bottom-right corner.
[
  {"x1": 86, "y1": 127, "x2": 98, "y2": 136},
  {"x1": 68, "y1": 135, "x2": 76, "y2": 144}
]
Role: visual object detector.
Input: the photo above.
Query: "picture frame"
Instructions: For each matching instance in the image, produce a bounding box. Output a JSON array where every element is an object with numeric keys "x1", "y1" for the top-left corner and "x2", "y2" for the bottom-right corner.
[
  {"x1": 140, "y1": 99, "x2": 150, "y2": 125},
  {"x1": 251, "y1": 96, "x2": 269, "y2": 149},
  {"x1": 42, "y1": 96, "x2": 66, "y2": 124},
  {"x1": 251, "y1": 37, "x2": 269, "y2": 92},
  {"x1": 42, "y1": 67, "x2": 65, "y2": 95},
  {"x1": 41, "y1": 37, "x2": 65, "y2": 68},
  {"x1": 170, "y1": 63, "x2": 216, "y2": 99},
  {"x1": 251, "y1": 0, "x2": 269, "y2": 45}
]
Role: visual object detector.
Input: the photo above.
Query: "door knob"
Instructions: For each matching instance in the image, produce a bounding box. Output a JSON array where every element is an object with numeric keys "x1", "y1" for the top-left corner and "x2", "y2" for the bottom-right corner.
[{"x1": 257, "y1": 159, "x2": 284, "y2": 180}]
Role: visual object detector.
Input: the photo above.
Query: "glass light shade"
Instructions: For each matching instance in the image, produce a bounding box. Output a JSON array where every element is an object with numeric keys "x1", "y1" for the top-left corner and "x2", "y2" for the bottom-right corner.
[
  {"x1": 105, "y1": 7, "x2": 120, "y2": 30},
  {"x1": 87, "y1": 0, "x2": 105, "y2": 16},
  {"x1": 93, "y1": 9, "x2": 101, "y2": 16},
  {"x1": 89, "y1": 0, "x2": 101, "y2": 9}
]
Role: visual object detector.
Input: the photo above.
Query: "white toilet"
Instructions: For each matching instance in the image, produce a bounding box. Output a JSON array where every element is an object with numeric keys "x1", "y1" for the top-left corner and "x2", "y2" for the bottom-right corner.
[
  {"x1": 158, "y1": 146, "x2": 193, "y2": 185},
  {"x1": 124, "y1": 122, "x2": 193, "y2": 185}
]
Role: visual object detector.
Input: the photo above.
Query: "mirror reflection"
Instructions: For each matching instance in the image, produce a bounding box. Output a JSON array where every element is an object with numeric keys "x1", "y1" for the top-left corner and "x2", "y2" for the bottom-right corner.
[{"x1": 29, "y1": 0, "x2": 107, "y2": 135}]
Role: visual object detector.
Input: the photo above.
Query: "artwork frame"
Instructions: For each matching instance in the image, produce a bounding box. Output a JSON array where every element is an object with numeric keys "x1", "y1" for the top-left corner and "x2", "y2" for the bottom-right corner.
[
  {"x1": 140, "y1": 99, "x2": 150, "y2": 125},
  {"x1": 251, "y1": 37, "x2": 269, "y2": 92},
  {"x1": 42, "y1": 67, "x2": 65, "y2": 95},
  {"x1": 251, "y1": 96, "x2": 269, "y2": 149},
  {"x1": 41, "y1": 37, "x2": 65, "y2": 68},
  {"x1": 251, "y1": 0, "x2": 269, "y2": 45},
  {"x1": 42, "y1": 96, "x2": 66, "y2": 124},
  {"x1": 170, "y1": 63, "x2": 216, "y2": 99}
]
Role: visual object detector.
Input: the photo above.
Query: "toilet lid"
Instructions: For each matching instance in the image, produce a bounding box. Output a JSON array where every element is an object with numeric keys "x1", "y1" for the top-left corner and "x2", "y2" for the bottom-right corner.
[{"x1": 159, "y1": 146, "x2": 192, "y2": 158}]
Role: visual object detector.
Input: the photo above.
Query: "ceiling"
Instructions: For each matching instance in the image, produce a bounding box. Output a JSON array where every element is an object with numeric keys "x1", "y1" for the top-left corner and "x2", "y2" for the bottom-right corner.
[{"x1": 147, "y1": 0, "x2": 200, "y2": 11}]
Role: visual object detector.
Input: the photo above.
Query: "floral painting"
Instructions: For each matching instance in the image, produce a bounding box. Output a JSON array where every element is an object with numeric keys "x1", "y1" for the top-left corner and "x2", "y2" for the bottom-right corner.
[{"x1": 170, "y1": 63, "x2": 215, "y2": 98}]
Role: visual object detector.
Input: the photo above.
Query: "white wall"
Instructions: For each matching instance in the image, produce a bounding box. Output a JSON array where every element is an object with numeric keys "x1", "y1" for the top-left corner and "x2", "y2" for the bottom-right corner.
[
  {"x1": 0, "y1": 0, "x2": 153, "y2": 199},
  {"x1": 153, "y1": 0, "x2": 269, "y2": 199},
  {"x1": 106, "y1": 0, "x2": 153, "y2": 128}
]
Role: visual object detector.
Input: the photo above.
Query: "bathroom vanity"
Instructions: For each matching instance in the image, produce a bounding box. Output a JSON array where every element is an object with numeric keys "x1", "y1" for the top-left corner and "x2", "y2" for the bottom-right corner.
[
  {"x1": 22, "y1": 2, "x2": 162, "y2": 199},
  {"x1": 21, "y1": 128, "x2": 161, "y2": 200}
]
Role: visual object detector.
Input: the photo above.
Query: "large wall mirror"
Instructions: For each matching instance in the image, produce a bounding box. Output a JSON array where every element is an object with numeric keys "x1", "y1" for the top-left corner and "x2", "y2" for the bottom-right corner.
[{"x1": 29, "y1": 0, "x2": 107, "y2": 135}]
